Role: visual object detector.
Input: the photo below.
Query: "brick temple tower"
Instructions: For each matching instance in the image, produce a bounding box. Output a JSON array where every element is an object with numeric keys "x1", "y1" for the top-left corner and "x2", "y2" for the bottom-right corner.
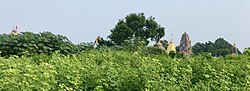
[{"x1": 179, "y1": 32, "x2": 192, "y2": 55}]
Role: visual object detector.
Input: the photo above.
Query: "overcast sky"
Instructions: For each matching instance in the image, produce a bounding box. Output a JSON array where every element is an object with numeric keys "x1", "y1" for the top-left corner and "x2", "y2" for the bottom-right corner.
[{"x1": 0, "y1": 0, "x2": 249, "y2": 51}]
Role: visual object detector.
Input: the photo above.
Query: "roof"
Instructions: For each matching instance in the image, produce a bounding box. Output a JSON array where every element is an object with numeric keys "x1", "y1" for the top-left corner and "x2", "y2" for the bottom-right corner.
[
  {"x1": 154, "y1": 42, "x2": 163, "y2": 46},
  {"x1": 154, "y1": 42, "x2": 165, "y2": 50}
]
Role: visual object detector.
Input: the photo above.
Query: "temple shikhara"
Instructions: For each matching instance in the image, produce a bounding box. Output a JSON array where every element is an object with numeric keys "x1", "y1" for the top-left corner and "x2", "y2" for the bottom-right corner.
[
  {"x1": 231, "y1": 43, "x2": 239, "y2": 55},
  {"x1": 153, "y1": 32, "x2": 192, "y2": 55},
  {"x1": 166, "y1": 39, "x2": 176, "y2": 54},
  {"x1": 10, "y1": 26, "x2": 19, "y2": 35},
  {"x1": 179, "y1": 32, "x2": 192, "y2": 55}
]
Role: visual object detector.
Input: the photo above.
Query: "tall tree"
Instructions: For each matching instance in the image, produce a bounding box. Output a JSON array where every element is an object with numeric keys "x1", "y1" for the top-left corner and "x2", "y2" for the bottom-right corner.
[{"x1": 108, "y1": 13, "x2": 165, "y2": 45}]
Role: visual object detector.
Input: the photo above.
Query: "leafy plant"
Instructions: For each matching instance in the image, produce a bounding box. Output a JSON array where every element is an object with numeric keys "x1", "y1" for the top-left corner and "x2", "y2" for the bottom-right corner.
[
  {"x1": 0, "y1": 32, "x2": 79, "y2": 57},
  {"x1": 0, "y1": 50, "x2": 249, "y2": 90}
]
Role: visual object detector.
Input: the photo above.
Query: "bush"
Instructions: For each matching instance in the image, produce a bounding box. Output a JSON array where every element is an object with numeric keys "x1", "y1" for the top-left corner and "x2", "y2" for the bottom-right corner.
[
  {"x1": 77, "y1": 42, "x2": 94, "y2": 52},
  {"x1": 0, "y1": 32, "x2": 78, "y2": 57},
  {"x1": 122, "y1": 37, "x2": 146, "y2": 52},
  {"x1": 0, "y1": 51, "x2": 250, "y2": 90},
  {"x1": 243, "y1": 48, "x2": 250, "y2": 55},
  {"x1": 140, "y1": 46, "x2": 166, "y2": 55}
]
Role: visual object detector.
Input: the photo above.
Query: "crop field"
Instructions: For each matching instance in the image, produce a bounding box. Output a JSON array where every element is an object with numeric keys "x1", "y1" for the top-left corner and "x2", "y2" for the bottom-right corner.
[{"x1": 0, "y1": 50, "x2": 249, "y2": 91}]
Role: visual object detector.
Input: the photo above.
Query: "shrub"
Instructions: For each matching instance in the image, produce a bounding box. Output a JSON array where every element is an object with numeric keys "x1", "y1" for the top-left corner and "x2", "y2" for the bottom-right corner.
[
  {"x1": 0, "y1": 51, "x2": 250, "y2": 90},
  {"x1": 141, "y1": 46, "x2": 166, "y2": 55},
  {"x1": 0, "y1": 32, "x2": 78, "y2": 57}
]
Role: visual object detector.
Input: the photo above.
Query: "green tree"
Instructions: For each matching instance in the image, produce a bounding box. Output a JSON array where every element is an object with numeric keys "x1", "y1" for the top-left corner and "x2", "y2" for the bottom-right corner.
[
  {"x1": 192, "y1": 38, "x2": 241, "y2": 56},
  {"x1": 108, "y1": 13, "x2": 165, "y2": 45},
  {"x1": 192, "y1": 42, "x2": 206, "y2": 54},
  {"x1": 122, "y1": 37, "x2": 146, "y2": 52},
  {"x1": 160, "y1": 40, "x2": 169, "y2": 49},
  {"x1": 0, "y1": 32, "x2": 78, "y2": 57},
  {"x1": 214, "y1": 38, "x2": 232, "y2": 50},
  {"x1": 77, "y1": 42, "x2": 94, "y2": 52},
  {"x1": 243, "y1": 47, "x2": 250, "y2": 55}
]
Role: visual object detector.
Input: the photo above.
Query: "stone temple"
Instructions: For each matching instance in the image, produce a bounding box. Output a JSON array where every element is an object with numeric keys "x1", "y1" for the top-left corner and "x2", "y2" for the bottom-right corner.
[{"x1": 179, "y1": 32, "x2": 192, "y2": 55}]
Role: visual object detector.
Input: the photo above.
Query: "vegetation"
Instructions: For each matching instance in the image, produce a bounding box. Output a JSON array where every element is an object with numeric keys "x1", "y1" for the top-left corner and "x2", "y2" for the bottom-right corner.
[
  {"x1": 0, "y1": 50, "x2": 250, "y2": 90},
  {"x1": 0, "y1": 12, "x2": 249, "y2": 90},
  {"x1": 108, "y1": 13, "x2": 165, "y2": 45},
  {"x1": 192, "y1": 38, "x2": 241, "y2": 57},
  {"x1": 0, "y1": 32, "x2": 79, "y2": 57},
  {"x1": 244, "y1": 48, "x2": 250, "y2": 55}
]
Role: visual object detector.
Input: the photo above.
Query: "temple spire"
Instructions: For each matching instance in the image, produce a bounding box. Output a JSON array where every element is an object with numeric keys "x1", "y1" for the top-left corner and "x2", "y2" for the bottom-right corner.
[
  {"x1": 10, "y1": 25, "x2": 19, "y2": 35},
  {"x1": 179, "y1": 32, "x2": 192, "y2": 55},
  {"x1": 166, "y1": 38, "x2": 176, "y2": 54},
  {"x1": 231, "y1": 43, "x2": 238, "y2": 55}
]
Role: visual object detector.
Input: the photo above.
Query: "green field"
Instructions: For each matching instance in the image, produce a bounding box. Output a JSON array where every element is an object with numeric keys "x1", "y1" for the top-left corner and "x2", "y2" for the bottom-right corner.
[{"x1": 0, "y1": 50, "x2": 250, "y2": 91}]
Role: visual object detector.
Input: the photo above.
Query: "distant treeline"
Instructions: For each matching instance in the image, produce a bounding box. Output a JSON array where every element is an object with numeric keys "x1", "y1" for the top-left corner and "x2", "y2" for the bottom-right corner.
[{"x1": 0, "y1": 12, "x2": 249, "y2": 57}]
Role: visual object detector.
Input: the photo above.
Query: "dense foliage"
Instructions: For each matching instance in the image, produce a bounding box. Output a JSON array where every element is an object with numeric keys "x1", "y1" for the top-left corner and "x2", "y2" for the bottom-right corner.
[
  {"x1": 108, "y1": 13, "x2": 165, "y2": 45},
  {"x1": 0, "y1": 32, "x2": 79, "y2": 57},
  {"x1": 0, "y1": 50, "x2": 250, "y2": 90},
  {"x1": 0, "y1": 12, "x2": 249, "y2": 91},
  {"x1": 192, "y1": 38, "x2": 241, "y2": 56},
  {"x1": 244, "y1": 48, "x2": 250, "y2": 55}
]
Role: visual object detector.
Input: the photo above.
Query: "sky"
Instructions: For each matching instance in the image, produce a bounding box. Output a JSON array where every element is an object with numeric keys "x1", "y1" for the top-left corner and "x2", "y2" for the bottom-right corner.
[{"x1": 0, "y1": 0, "x2": 249, "y2": 51}]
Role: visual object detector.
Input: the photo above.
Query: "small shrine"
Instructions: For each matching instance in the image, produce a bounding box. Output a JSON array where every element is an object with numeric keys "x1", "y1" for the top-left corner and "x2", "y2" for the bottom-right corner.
[{"x1": 154, "y1": 41, "x2": 165, "y2": 50}]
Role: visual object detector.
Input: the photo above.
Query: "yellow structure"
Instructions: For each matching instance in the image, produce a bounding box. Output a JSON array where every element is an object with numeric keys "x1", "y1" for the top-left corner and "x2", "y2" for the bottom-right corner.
[{"x1": 166, "y1": 39, "x2": 176, "y2": 54}]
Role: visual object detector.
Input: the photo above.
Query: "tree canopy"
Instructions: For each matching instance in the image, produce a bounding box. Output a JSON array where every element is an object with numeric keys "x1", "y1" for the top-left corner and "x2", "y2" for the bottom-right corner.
[
  {"x1": 0, "y1": 32, "x2": 78, "y2": 56},
  {"x1": 243, "y1": 47, "x2": 250, "y2": 55},
  {"x1": 108, "y1": 13, "x2": 165, "y2": 45},
  {"x1": 192, "y1": 38, "x2": 241, "y2": 56}
]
